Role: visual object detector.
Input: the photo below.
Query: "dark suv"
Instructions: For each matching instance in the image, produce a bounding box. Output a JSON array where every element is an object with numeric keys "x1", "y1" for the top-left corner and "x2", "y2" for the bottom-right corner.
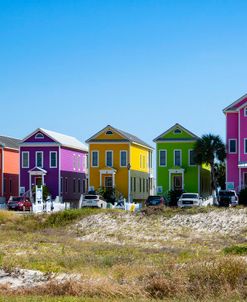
[
  {"x1": 218, "y1": 190, "x2": 239, "y2": 207},
  {"x1": 145, "y1": 196, "x2": 165, "y2": 207}
]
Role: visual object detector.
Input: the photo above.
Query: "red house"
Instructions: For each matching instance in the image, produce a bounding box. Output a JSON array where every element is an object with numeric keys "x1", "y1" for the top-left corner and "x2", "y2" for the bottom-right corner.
[{"x1": 0, "y1": 136, "x2": 21, "y2": 201}]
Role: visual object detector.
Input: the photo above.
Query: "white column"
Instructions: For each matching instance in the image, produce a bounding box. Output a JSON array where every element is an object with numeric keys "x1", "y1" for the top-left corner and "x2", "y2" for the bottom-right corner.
[{"x1": 29, "y1": 173, "x2": 32, "y2": 198}]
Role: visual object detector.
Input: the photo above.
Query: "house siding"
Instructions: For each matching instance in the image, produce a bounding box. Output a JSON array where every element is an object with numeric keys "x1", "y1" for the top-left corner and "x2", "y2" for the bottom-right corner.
[{"x1": 3, "y1": 148, "x2": 19, "y2": 200}]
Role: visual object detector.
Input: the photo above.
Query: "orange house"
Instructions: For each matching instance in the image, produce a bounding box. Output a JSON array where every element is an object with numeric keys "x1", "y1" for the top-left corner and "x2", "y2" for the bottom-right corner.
[{"x1": 0, "y1": 136, "x2": 20, "y2": 201}]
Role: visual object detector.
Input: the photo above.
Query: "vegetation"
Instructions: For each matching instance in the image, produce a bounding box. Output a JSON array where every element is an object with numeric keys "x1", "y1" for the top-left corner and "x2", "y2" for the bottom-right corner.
[
  {"x1": 0, "y1": 208, "x2": 247, "y2": 301},
  {"x1": 193, "y1": 134, "x2": 226, "y2": 193}
]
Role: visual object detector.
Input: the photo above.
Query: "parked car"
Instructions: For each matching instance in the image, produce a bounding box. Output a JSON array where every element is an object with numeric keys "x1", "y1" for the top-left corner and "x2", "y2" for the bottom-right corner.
[
  {"x1": 218, "y1": 190, "x2": 239, "y2": 207},
  {"x1": 145, "y1": 196, "x2": 165, "y2": 207},
  {"x1": 178, "y1": 193, "x2": 202, "y2": 208},
  {"x1": 7, "y1": 196, "x2": 32, "y2": 211},
  {"x1": 81, "y1": 195, "x2": 107, "y2": 209},
  {"x1": 0, "y1": 199, "x2": 7, "y2": 210}
]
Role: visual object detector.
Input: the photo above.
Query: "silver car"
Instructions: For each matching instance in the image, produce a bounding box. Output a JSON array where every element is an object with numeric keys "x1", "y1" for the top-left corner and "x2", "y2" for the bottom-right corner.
[{"x1": 178, "y1": 193, "x2": 202, "y2": 208}]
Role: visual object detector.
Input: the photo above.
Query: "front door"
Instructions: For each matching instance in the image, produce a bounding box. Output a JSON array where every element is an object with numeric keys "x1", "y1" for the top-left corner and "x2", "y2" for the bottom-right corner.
[
  {"x1": 35, "y1": 177, "x2": 42, "y2": 187},
  {"x1": 173, "y1": 175, "x2": 182, "y2": 191},
  {"x1": 105, "y1": 176, "x2": 113, "y2": 189}
]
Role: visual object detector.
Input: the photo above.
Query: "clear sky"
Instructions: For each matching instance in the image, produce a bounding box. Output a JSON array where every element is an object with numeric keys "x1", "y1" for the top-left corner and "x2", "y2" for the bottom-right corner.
[{"x1": 1, "y1": 0, "x2": 247, "y2": 146}]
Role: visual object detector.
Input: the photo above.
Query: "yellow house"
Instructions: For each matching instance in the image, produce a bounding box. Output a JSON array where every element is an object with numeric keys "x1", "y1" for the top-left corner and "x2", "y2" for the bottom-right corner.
[{"x1": 86, "y1": 125, "x2": 154, "y2": 202}]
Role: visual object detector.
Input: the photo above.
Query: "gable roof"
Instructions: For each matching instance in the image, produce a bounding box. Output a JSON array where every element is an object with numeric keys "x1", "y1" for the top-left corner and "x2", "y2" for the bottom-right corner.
[
  {"x1": 0, "y1": 135, "x2": 21, "y2": 150},
  {"x1": 223, "y1": 93, "x2": 247, "y2": 113},
  {"x1": 86, "y1": 125, "x2": 153, "y2": 150},
  {"x1": 153, "y1": 123, "x2": 199, "y2": 142},
  {"x1": 22, "y1": 128, "x2": 88, "y2": 152}
]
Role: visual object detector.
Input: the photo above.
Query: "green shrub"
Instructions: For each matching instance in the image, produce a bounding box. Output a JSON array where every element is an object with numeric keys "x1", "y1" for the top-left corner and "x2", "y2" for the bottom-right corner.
[{"x1": 224, "y1": 244, "x2": 247, "y2": 255}]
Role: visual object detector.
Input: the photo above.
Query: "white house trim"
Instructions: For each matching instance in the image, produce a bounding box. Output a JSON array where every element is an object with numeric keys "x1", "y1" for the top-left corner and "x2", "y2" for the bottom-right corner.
[
  {"x1": 159, "y1": 149, "x2": 167, "y2": 167},
  {"x1": 105, "y1": 150, "x2": 113, "y2": 167},
  {"x1": 22, "y1": 151, "x2": 30, "y2": 169},
  {"x1": 120, "y1": 150, "x2": 128, "y2": 167},
  {"x1": 228, "y1": 139, "x2": 237, "y2": 154},
  {"x1": 91, "y1": 150, "x2": 99, "y2": 168},
  {"x1": 35, "y1": 151, "x2": 44, "y2": 168},
  {"x1": 174, "y1": 149, "x2": 182, "y2": 167},
  {"x1": 49, "y1": 151, "x2": 58, "y2": 168},
  {"x1": 168, "y1": 169, "x2": 185, "y2": 191}
]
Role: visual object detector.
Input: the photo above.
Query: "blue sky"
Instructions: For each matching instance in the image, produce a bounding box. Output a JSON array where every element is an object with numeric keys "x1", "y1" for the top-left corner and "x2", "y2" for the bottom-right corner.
[{"x1": 1, "y1": 0, "x2": 247, "y2": 146}]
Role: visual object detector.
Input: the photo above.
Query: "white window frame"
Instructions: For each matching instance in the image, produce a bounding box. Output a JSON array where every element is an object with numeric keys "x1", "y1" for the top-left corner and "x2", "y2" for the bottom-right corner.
[
  {"x1": 244, "y1": 107, "x2": 247, "y2": 117},
  {"x1": 174, "y1": 149, "x2": 182, "y2": 166},
  {"x1": 35, "y1": 133, "x2": 45, "y2": 139},
  {"x1": 49, "y1": 151, "x2": 57, "y2": 168},
  {"x1": 105, "y1": 150, "x2": 113, "y2": 167},
  {"x1": 140, "y1": 154, "x2": 142, "y2": 169},
  {"x1": 22, "y1": 151, "x2": 30, "y2": 168},
  {"x1": 188, "y1": 149, "x2": 196, "y2": 166},
  {"x1": 120, "y1": 150, "x2": 128, "y2": 167},
  {"x1": 244, "y1": 139, "x2": 247, "y2": 154},
  {"x1": 91, "y1": 150, "x2": 99, "y2": 167},
  {"x1": 228, "y1": 139, "x2": 237, "y2": 154},
  {"x1": 159, "y1": 150, "x2": 167, "y2": 167},
  {"x1": 36, "y1": 151, "x2": 43, "y2": 168}
]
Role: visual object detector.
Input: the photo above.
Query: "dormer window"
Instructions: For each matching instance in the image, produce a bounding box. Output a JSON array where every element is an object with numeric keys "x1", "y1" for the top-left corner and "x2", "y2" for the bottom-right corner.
[
  {"x1": 106, "y1": 130, "x2": 113, "y2": 135},
  {"x1": 174, "y1": 128, "x2": 182, "y2": 134},
  {"x1": 244, "y1": 107, "x2": 247, "y2": 117},
  {"x1": 35, "y1": 133, "x2": 44, "y2": 139}
]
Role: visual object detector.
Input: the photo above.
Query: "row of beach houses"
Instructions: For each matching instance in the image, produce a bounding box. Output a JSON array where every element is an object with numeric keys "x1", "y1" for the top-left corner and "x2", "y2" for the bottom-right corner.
[{"x1": 0, "y1": 94, "x2": 247, "y2": 203}]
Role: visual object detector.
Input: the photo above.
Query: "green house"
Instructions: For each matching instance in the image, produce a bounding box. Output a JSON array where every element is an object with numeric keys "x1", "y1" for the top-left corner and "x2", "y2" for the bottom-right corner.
[{"x1": 153, "y1": 124, "x2": 210, "y2": 197}]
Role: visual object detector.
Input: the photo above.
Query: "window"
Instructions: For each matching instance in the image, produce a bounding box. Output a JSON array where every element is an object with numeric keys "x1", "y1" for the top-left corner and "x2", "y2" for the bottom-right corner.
[
  {"x1": 131, "y1": 177, "x2": 133, "y2": 192},
  {"x1": 134, "y1": 178, "x2": 136, "y2": 192},
  {"x1": 140, "y1": 155, "x2": 142, "y2": 168},
  {"x1": 92, "y1": 151, "x2": 99, "y2": 167},
  {"x1": 35, "y1": 133, "x2": 44, "y2": 139},
  {"x1": 139, "y1": 178, "x2": 142, "y2": 192},
  {"x1": 174, "y1": 150, "x2": 182, "y2": 166},
  {"x1": 106, "y1": 151, "x2": 113, "y2": 167},
  {"x1": 245, "y1": 139, "x2": 247, "y2": 154},
  {"x1": 159, "y1": 150, "x2": 167, "y2": 167},
  {"x1": 174, "y1": 128, "x2": 182, "y2": 134},
  {"x1": 82, "y1": 179, "x2": 86, "y2": 193},
  {"x1": 106, "y1": 130, "x2": 113, "y2": 135},
  {"x1": 143, "y1": 156, "x2": 146, "y2": 169},
  {"x1": 146, "y1": 179, "x2": 149, "y2": 193},
  {"x1": 65, "y1": 178, "x2": 68, "y2": 193},
  {"x1": 189, "y1": 150, "x2": 196, "y2": 166},
  {"x1": 36, "y1": 152, "x2": 43, "y2": 168},
  {"x1": 60, "y1": 177, "x2": 63, "y2": 194},
  {"x1": 22, "y1": 152, "x2": 29, "y2": 168},
  {"x1": 229, "y1": 139, "x2": 237, "y2": 154},
  {"x1": 143, "y1": 179, "x2": 145, "y2": 192},
  {"x1": 78, "y1": 179, "x2": 81, "y2": 193},
  {"x1": 9, "y1": 179, "x2": 12, "y2": 194},
  {"x1": 77, "y1": 155, "x2": 81, "y2": 171},
  {"x1": 120, "y1": 151, "x2": 127, "y2": 167},
  {"x1": 3, "y1": 178, "x2": 6, "y2": 193},
  {"x1": 244, "y1": 107, "x2": 247, "y2": 117},
  {"x1": 50, "y1": 151, "x2": 57, "y2": 168},
  {"x1": 73, "y1": 179, "x2": 76, "y2": 193},
  {"x1": 73, "y1": 155, "x2": 76, "y2": 170},
  {"x1": 84, "y1": 155, "x2": 88, "y2": 169}
]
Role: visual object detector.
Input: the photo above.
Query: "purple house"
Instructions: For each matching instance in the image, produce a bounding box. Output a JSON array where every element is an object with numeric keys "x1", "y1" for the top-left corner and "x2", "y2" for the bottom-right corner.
[
  {"x1": 20, "y1": 128, "x2": 88, "y2": 202},
  {"x1": 224, "y1": 94, "x2": 247, "y2": 192}
]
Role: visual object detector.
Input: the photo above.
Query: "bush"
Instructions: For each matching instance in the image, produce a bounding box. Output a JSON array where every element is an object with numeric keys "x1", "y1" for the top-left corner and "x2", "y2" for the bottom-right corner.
[{"x1": 224, "y1": 245, "x2": 247, "y2": 255}]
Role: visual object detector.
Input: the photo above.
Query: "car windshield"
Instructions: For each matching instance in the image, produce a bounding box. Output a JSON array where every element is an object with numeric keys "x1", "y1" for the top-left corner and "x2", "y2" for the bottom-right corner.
[
  {"x1": 182, "y1": 194, "x2": 198, "y2": 199},
  {"x1": 11, "y1": 197, "x2": 23, "y2": 202},
  {"x1": 148, "y1": 199, "x2": 161, "y2": 205},
  {"x1": 219, "y1": 191, "x2": 235, "y2": 197},
  {"x1": 84, "y1": 195, "x2": 98, "y2": 200}
]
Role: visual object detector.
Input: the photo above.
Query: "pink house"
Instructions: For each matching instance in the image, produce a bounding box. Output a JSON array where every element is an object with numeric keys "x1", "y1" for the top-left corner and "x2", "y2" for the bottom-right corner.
[{"x1": 224, "y1": 94, "x2": 247, "y2": 192}]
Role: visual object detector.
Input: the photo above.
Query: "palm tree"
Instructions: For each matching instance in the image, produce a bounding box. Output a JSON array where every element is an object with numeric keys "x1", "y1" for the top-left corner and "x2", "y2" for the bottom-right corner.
[{"x1": 193, "y1": 134, "x2": 226, "y2": 194}]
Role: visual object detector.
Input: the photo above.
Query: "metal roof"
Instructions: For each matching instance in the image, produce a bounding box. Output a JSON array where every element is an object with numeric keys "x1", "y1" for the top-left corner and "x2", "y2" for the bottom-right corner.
[{"x1": 0, "y1": 136, "x2": 21, "y2": 150}]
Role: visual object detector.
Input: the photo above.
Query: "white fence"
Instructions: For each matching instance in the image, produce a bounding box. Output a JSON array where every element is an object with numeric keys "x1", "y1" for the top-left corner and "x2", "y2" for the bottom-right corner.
[{"x1": 32, "y1": 196, "x2": 69, "y2": 214}]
